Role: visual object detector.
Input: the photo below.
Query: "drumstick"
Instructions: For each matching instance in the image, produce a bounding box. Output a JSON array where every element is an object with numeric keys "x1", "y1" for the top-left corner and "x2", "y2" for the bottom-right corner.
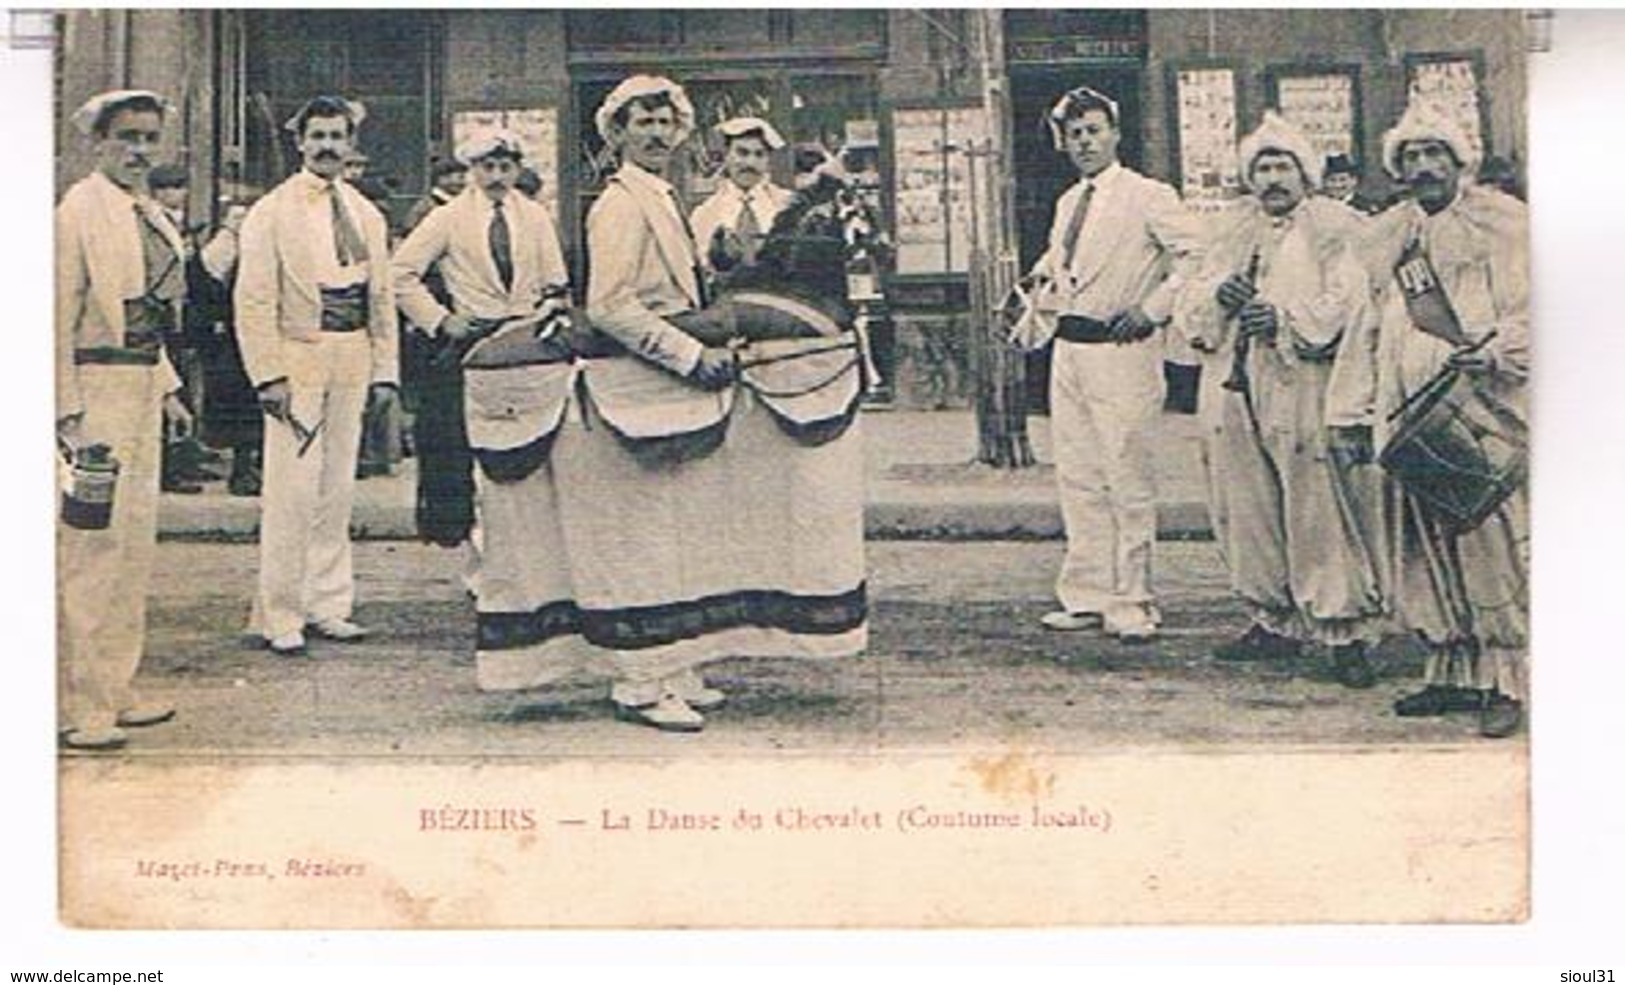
[{"x1": 1385, "y1": 330, "x2": 1500, "y2": 424}]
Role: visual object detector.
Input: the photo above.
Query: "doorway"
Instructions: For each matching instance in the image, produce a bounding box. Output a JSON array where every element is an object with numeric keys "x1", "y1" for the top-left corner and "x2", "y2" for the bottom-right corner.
[{"x1": 1008, "y1": 63, "x2": 1144, "y2": 412}]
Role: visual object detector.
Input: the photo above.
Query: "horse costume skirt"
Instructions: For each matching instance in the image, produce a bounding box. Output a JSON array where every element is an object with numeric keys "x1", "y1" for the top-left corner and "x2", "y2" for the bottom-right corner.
[{"x1": 474, "y1": 350, "x2": 867, "y2": 694}]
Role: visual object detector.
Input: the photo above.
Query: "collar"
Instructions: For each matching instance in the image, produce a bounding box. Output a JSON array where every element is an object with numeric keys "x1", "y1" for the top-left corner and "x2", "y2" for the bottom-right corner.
[
  {"x1": 1078, "y1": 161, "x2": 1124, "y2": 194},
  {"x1": 720, "y1": 178, "x2": 771, "y2": 205},
  {"x1": 294, "y1": 168, "x2": 342, "y2": 198},
  {"x1": 470, "y1": 188, "x2": 514, "y2": 217},
  {"x1": 88, "y1": 170, "x2": 138, "y2": 203},
  {"x1": 617, "y1": 160, "x2": 676, "y2": 200},
  {"x1": 431, "y1": 187, "x2": 456, "y2": 206}
]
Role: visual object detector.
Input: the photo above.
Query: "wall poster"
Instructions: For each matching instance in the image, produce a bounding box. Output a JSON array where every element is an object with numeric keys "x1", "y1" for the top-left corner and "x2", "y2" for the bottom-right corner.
[
  {"x1": 891, "y1": 104, "x2": 991, "y2": 275},
  {"x1": 1170, "y1": 65, "x2": 1240, "y2": 214},
  {"x1": 1271, "y1": 68, "x2": 1360, "y2": 168}
]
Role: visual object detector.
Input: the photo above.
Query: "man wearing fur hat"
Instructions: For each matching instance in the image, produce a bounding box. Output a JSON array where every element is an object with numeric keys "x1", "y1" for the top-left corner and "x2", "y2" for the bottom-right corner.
[
  {"x1": 56, "y1": 89, "x2": 192, "y2": 749},
  {"x1": 234, "y1": 95, "x2": 399, "y2": 656},
  {"x1": 1177, "y1": 112, "x2": 1384, "y2": 688},
  {"x1": 391, "y1": 128, "x2": 576, "y2": 687},
  {"x1": 690, "y1": 116, "x2": 794, "y2": 273},
  {"x1": 1019, "y1": 85, "x2": 1204, "y2": 645},
  {"x1": 1326, "y1": 103, "x2": 1530, "y2": 738}
]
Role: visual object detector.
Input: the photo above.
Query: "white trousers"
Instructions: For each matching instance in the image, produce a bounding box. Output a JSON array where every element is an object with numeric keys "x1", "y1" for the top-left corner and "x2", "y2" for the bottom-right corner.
[
  {"x1": 1049, "y1": 337, "x2": 1162, "y2": 621},
  {"x1": 250, "y1": 334, "x2": 372, "y2": 639},
  {"x1": 58, "y1": 364, "x2": 165, "y2": 732}
]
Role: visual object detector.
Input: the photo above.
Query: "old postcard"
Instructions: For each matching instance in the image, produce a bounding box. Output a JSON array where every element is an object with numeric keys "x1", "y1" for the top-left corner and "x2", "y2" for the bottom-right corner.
[{"x1": 49, "y1": 8, "x2": 1537, "y2": 930}]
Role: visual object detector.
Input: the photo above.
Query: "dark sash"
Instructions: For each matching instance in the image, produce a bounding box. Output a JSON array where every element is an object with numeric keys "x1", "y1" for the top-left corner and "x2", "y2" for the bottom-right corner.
[{"x1": 320, "y1": 284, "x2": 370, "y2": 332}]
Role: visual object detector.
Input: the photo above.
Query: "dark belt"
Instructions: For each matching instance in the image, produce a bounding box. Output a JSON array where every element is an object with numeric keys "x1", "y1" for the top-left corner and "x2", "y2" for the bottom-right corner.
[
  {"x1": 320, "y1": 284, "x2": 370, "y2": 333},
  {"x1": 75, "y1": 346, "x2": 160, "y2": 366},
  {"x1": 1054, "y1": 315, "x2": 1115, "y2": 344}
]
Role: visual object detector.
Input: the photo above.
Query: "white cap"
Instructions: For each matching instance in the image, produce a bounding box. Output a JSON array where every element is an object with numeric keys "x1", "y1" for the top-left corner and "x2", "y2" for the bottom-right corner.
[
  {"x1": 283, "y1": 96, "x2": 367, "y2": 134},
  {"x1": 71, "y1": 89, "x2": 170, "y2": 137},
  {"x1": 1045, "y1": 85, "x2": 1121, "y2": 150},
  {"x1": 715, "y1": 116, "x2": 786, "y2": 151},
  {"x1": 455, "y1": 128, "x2": 526, "y2": 166},
  {"x1": 1382, "y1": 100, "x2": 1480, "y2": 179},
  {"x1": 593, "y1": 74, "x2": 694, "y2": 145},
  {"x1": 1238, "y1": 111, "x2": 1323, "y2": 189}
]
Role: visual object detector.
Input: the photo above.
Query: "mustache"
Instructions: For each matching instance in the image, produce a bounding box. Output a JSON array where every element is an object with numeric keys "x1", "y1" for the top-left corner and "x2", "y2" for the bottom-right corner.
[{"x1": 313, "y1": 149, "x2": 342, "y2": 161}]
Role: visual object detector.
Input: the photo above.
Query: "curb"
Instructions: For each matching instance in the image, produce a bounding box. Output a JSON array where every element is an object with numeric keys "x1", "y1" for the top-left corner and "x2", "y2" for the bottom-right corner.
[{"x1": 159, "y1": 500, "x2": 1216, "y2": 544}]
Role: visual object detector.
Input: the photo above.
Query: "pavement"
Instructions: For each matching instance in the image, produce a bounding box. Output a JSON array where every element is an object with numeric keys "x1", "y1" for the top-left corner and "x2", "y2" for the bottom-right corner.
[
  {"x1": 160, "y1": 408, "x2": 1213, "y2": 542},
  {"x1": 119, "y1": 540, "x2": 1474, "y2": 757},
  {"x1": 121, "y1": 407, "x2": 1505, "y2": 756}
]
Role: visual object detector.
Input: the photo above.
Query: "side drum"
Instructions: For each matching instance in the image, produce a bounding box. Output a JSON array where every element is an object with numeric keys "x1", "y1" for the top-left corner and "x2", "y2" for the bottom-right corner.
[{"x1": 1379, "y1": 367, "x2": 1528, "y2": 532}]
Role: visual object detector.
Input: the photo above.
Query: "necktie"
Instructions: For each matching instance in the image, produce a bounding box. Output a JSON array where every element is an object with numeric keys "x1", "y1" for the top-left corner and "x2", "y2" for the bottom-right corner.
[
  {"x1": 489, "y1": 198, "x2": 514, "y2": 292},
  {"x1": 329, "y1": 185, "x2": 369, "y2": 266},
  {"x1": 134, "y1": 202, "x2": 183, "y2": 302},
  {"x1": 735, "y1": 194, "x2": 762, "y2": 266},
  {"x1": 1058, "y1": 180, "x2": 1094, "y2": 273},
  {"x1": 669, "y1": 188, "x2": 711, "y2": 308}
]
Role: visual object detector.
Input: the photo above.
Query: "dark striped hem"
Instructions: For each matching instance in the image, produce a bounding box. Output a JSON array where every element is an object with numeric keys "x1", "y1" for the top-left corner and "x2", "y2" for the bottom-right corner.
[{"x1": 476, "y1": 583, "x2": 868, "y2": 652}]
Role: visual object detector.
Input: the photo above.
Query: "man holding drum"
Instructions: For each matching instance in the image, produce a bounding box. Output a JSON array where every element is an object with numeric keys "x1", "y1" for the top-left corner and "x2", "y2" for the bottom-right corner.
[
  {"x1": 1326, "y1": 102, "x2": 1530, "y2": 738},
  {"x1": 1177, "y1": 112, "x2": 1385, "y2": 690}
]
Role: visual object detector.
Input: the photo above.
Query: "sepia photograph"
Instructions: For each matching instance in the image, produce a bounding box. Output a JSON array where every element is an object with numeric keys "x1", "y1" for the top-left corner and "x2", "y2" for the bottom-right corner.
[{"x1": 35, "y1": 6, "x2": 1560, "y2": 933}]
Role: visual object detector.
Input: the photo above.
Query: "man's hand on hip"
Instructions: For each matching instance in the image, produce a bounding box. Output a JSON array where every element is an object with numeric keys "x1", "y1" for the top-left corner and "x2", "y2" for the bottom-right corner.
[{"x1": 1108, "y1": 306, "x2": 1158, "y2": 343}]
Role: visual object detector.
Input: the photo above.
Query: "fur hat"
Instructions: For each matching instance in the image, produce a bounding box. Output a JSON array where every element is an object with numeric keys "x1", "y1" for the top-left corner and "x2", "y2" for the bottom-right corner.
[
  {"x1": 1381, "y1": 100, "x2": 1480, "y2": 179},
  {"x1": 1238, "y1": 111, "x2": 1322, "y2": 189}
]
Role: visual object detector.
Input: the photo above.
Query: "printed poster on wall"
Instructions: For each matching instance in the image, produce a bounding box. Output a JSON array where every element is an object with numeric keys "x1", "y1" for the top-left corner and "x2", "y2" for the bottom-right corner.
[
  {"x1": 1276, "y1": 73, "x2": 1356, "y2": 166},
  {"x1": 1174, "y1": 67, "x2": 1240, "y2": 214},
  {"x1": 892, "y1": 105, "x2": 991, "y2": 275}
]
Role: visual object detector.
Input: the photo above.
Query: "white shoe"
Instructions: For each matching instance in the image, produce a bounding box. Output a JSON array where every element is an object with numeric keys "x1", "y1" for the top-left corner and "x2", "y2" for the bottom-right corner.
[
  {"x1": 1040, "y1": 610, "x2": 1104, "y2": 631},
  {"x1": 1111, "y1": 624, "x2": 1158, "y2": 645},
  {"x1": 308, "y1": 618, "x2": 370, "y2": 642},
  {"x1": 117, "y1": 704, "x2": 177, "y2": 728},
  {"x1": 61, "y1": 725, "x2": 129, "y2": 751},
  {"x1": 267, "y1": 630, "x2": 308, "y2": 656},
  {"x1": 668, "y1": 670, "x2": 727, "y2": 711},
  {"x1": 615, "y1": 695, "x2": 705, "y2": 733},
  {"x1": 1105, "y1": 607, "x2": 1159, "y2": 645}
]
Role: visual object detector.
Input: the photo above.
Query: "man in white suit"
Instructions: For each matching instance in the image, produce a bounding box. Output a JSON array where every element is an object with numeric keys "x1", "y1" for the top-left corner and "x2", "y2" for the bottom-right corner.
[
  {"x1": 689, "y1": 116, "x2": 794, "y2": 274},
  {"x1": 1022, "y1": 86, "x2": 1204, "y2": 644},
  {"x1": 391, "y1": 128, "x2": 577, "y2": 690},
  {"x1": 56, "y1": 89, "x2": 193, "y2": 750},
  {"x1": 234, "y1": 95, "x2": 399, "y2": 655}
]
